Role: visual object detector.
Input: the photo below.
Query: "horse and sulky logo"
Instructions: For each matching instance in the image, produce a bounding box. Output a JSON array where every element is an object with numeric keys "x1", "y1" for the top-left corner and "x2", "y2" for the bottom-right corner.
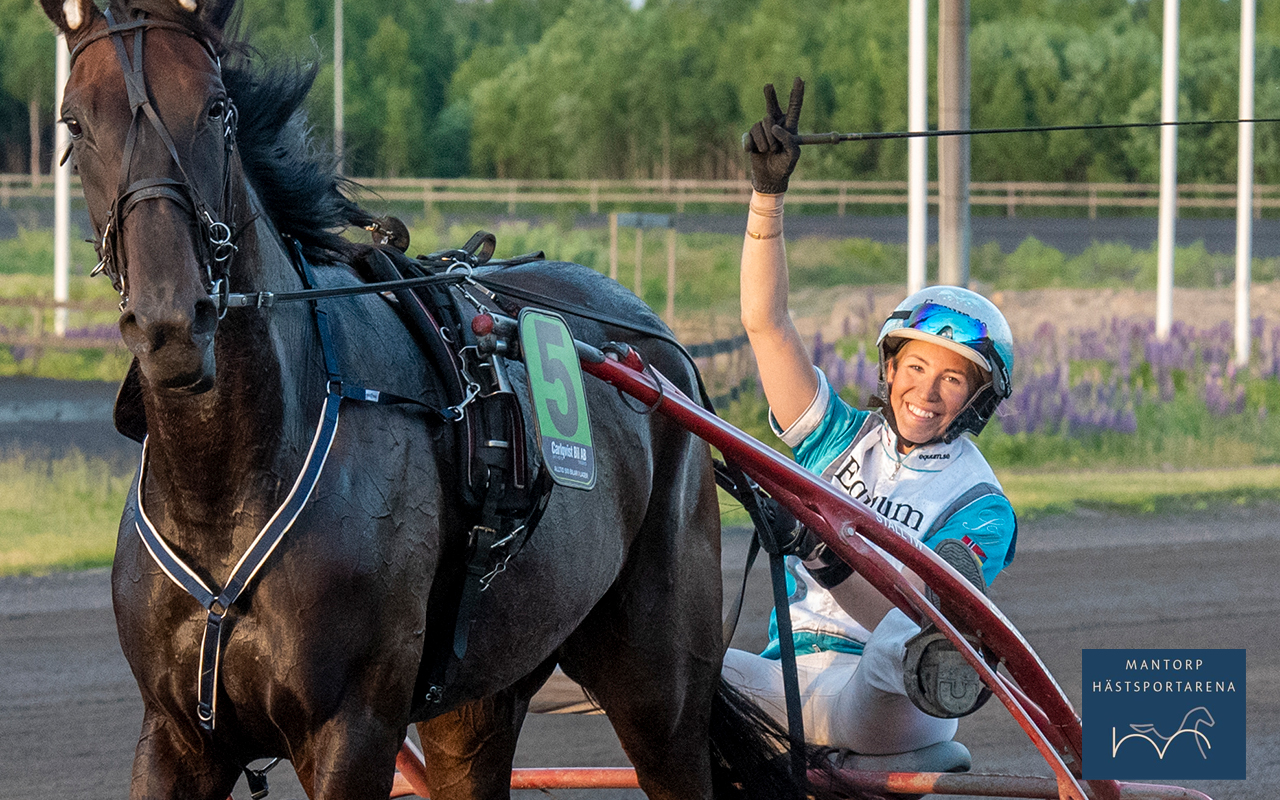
[{"x1": 1082, "y1": 649, "x2": 1245, "y2": 780}]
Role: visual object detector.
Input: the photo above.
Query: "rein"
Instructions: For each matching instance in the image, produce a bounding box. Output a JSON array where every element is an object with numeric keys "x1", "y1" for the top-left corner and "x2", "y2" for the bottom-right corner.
[
  {"x1": 75, "y1": 10, "x2": 238, "y2": 311},
  {"x1": 215, "y1": 257, "x2": 720, "y2": 413}
]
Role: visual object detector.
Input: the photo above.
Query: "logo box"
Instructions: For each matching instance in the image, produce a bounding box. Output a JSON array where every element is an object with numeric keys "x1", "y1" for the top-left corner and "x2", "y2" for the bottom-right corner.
[{"x1": 1082, "y1": 649, "x2": 1245, "y2": 780}]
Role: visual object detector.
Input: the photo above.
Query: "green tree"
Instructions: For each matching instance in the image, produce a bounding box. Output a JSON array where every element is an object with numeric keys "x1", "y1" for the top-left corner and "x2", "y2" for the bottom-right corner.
[{"x1": 0, "y1": 0, "x2": 56, "y2": 182}]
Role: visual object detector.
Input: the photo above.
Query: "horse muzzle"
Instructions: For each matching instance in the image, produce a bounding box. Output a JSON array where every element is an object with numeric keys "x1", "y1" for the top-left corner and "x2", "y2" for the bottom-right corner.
[{"x1": 119, "y1": 293, "x2": 219, "y2": 393}]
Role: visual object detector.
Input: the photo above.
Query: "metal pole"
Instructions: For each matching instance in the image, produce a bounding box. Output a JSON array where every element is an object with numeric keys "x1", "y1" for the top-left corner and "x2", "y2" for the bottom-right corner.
[
  {"x1": 609, "y1": 212, "x2": 619, "y2": 281},
  {"x1": 334, "y1": 0, "x2": 344, "y2": 174},
  {"x1": 634, "y1": 228, "x2": 644, "y2": 298},
  {"x1": 1156, "y1": 0, "x2": 1180, "y2": 340},
  {"x1": 907, "y1": 0, "x2": 927, "y2": 295},
  {"x1": 665, "y1": 227, "x2": 676, "y2": 324},
  {"x1": 54, "y1": 34, "x2": 71, "y2": 337},
  {"x1": 1235, "y1": 0, "x2": 1256, "y2": 367},
  {"x1": 937, "y1": 0, "x2": 970, "y2": 287}
]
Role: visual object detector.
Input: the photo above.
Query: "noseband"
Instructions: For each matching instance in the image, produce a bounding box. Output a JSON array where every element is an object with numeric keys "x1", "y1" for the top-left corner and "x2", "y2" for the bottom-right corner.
[{"x1": 71, "y1": 11, "x2": 238, "y2": 313}]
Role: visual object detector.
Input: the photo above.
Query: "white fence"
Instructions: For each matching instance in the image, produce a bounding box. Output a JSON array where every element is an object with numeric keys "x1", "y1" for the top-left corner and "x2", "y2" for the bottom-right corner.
[{"x1": 6, "y1": 174, "x2": 1280, "y2": 219}]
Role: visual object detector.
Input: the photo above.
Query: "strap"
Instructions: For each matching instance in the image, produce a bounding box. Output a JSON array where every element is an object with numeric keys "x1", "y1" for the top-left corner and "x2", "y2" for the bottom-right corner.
[
  {"x1": 292, "y1": 242, "x2": 458, "y2": 420},
  {"x1": 721, "y1": 533, "x2": 760, "y2": 648},
  {"x1": 292, "y1": 245, "x2": 343, "y2": 385},
  {"x1": 725, "y1": 462, "x2": 807, "y2": 795},
  {"x1": 473, "y1": 276, "x2": 719, "y2": 413},
  {"x1": 132, "y1": 387, "x2": 342, "y2": 730},
  {"x1": 104, "y1": 10, "x2": 211, "y2": 217},
  {"x1": 70, "y1": 16, "x2": 218, "y2": 67},
  {"x1": 766, "y1": 549, "x2": 807, "y2": 795}
]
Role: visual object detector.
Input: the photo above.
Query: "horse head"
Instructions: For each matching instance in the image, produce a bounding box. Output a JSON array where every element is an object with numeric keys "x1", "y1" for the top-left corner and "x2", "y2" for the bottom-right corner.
[{"x1": 44, "y1": 0, "x2": 239, "y2": 393}]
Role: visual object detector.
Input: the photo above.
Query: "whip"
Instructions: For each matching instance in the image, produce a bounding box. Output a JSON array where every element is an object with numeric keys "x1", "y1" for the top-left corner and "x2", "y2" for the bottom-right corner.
[{"x1": 743, "y1": 117, "x2": 1280, "y2": 149}]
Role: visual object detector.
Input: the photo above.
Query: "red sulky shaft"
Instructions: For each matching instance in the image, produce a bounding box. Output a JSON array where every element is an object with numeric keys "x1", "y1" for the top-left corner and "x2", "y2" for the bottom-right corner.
[{"x1": 578, "y1": 346, "x2": 1114, "y2": 800}]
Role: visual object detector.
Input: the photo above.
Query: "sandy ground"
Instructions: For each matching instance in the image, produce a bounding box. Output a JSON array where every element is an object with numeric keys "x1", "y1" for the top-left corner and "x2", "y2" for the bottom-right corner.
[{"x1": 1, "y1": 509, "x2": 1276, "y2": 800}]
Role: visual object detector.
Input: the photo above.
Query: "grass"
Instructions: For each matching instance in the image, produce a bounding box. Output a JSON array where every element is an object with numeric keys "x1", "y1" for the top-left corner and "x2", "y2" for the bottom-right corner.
[
  {"x1": 0, "y1": 270, "x2": 132, "y2": 381},
  {"x1": 6, "y1": 444, "x2": 1280, "y2": 577},
  {"x1": 6, "y1": 221, "x2": 1280, "y2": 571},
  {"x1": 0, "y1": 449, "x2": 133, "y2": 577},
  {"x1": 999, "y1": 466, "x2": 1280, "y2": 520}
]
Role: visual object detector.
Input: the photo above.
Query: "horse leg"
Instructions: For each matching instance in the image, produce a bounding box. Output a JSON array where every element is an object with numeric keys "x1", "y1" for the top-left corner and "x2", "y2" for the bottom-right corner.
[
  {"x1": 415, "y1": 659, "x2": 557, "y2": 800},
  {"x1": 559, "y1": 440, "x2": 722, "y2": 800},
  {"x1": 290, "y1": 711, "x2": 404, "y2": 800},
  {"x1": 128, "y1": 708, "x2": 240, "y2": 800}
]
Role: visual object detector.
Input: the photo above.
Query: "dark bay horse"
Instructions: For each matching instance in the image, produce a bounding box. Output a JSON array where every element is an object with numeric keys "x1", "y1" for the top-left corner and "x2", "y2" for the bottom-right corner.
[{"x1": 41, "y1": 1, "x2": 815, "y2": 799}]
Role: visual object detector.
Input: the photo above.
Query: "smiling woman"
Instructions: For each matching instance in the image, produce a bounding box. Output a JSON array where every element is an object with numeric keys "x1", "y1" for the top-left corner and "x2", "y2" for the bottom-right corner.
[
  {"x1": 884, "y1": 340, "x2": 981, "y2": 450},
  {"x1": 727, "y1": 78, "x2": 1022, "y2": 756}
]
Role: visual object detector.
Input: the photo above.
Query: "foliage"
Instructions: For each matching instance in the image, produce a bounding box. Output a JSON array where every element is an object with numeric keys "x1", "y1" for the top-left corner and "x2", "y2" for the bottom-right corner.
[
  {"x1": 6, "y1": 0, "x2": 1280, "y2": 181},
  {"x1": 797, "y1": 300, "x2": 1280, "y2": 473},
  {"x1": 0, "y1": 0, "x2": 57, "y2": 173}
]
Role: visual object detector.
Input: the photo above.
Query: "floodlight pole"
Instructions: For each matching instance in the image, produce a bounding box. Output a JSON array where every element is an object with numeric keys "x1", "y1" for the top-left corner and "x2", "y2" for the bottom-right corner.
[
  {"x1": 334, "y1": 0, "x2": 344, "y2": 174},
  {"x1": 937, "y1": 0, "x2": 969, "y2": 288},
  {"x1": 1235, "y1": 0, "x2": 1256, "y2": 367},
  {"x1": 55, "y1": 34, "x2": 71, "y2": 337},
  {"x1": 1155, "y1": 0, "x2": 1180, "y2": 340},
  {"x1": 907, "y1": 0, "x2": 927, "y2": 295}
]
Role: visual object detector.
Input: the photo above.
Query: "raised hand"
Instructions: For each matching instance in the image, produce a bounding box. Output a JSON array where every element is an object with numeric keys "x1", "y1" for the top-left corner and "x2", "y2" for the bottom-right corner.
[{"x1": 744, "y1": 77, "x2": 805, "y2": 195}]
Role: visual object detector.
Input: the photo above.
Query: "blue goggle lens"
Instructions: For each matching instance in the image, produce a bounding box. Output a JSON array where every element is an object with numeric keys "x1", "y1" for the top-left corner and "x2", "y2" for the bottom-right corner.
[{"x1": 903, "y1": 301, "x2": 988, "y2": 345}]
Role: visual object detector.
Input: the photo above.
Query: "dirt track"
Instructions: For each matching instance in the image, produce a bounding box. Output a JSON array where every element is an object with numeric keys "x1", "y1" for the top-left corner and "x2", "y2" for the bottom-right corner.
[
  {"x1": 1, "y1": 508, "x2": 1276, "y2": 800},
  {"x1": 1, "y1": 363, "x2": 1277, "y2": 799}
]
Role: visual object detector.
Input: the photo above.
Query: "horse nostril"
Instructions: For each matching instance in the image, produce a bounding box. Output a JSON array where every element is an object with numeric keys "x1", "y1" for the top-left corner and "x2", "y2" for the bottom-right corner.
[
  {"x1": 119, "y1": 309, "x2": 143, "y2": 345},
  {"x1": 193, "y1": 297, "x2": 218, "y2": 337}
]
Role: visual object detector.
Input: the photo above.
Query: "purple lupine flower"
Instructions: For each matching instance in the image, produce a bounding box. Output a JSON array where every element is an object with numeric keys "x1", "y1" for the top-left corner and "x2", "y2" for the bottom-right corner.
[{"x1": 832, "y1": 358, "x2": 848, "y2": 393}]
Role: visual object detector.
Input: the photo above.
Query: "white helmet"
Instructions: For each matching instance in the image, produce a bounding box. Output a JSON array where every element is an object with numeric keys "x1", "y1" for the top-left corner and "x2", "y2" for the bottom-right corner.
[{"x1": 876, "y1": 286, "x2": 1014, "y2": 442}]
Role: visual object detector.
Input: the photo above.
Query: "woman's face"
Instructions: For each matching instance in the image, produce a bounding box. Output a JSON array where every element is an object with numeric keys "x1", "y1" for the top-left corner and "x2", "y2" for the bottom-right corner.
[{"x1": 885, "y1": 339, "x2": 981, "y2": 449}]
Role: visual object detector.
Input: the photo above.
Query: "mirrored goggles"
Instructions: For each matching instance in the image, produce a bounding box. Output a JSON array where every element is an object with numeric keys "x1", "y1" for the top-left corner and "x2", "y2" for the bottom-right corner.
[{"x1": 901, "y1": 301, "x2": 989, "y2": 345}]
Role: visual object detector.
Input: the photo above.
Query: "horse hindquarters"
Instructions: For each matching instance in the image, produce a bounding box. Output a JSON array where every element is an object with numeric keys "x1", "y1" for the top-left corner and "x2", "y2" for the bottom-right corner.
[{"x1": 554, "y1": 405, "x2": 724, "y2": 800}]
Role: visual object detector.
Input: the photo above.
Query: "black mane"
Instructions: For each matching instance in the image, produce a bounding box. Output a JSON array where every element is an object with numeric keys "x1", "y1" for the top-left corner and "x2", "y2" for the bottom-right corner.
[
  {"x1": 120, "y1": 0, "x2": 371, "y2": 262},
  {"x1": 223, "y1": 60, "x2": 373, "y2": 261}
]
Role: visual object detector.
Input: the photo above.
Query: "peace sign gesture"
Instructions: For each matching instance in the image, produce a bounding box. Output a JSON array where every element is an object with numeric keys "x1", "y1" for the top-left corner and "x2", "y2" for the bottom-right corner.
[{"x1": 744, "y1": 77, "x2": 805, "y2": 195}]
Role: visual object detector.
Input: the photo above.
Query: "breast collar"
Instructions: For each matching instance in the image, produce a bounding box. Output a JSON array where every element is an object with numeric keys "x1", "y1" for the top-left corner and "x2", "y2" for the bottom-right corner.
[{"x1": 124, "y1": 242, "x2": 449, "y2": 733}]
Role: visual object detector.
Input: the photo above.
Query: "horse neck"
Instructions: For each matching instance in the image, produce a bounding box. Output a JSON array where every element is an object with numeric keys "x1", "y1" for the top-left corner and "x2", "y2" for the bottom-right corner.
[{"x1": 140, "y1": 171, "x2": 327, "y2": 540}]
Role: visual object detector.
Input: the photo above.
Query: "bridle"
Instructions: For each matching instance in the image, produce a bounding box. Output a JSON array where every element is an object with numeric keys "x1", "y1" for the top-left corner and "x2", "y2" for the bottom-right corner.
[{"x1": 70, "y1": 10, "x2": 238, "y2": 313}]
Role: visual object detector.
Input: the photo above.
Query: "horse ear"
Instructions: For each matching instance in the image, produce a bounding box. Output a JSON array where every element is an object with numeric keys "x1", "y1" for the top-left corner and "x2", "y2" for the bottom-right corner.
[{"x1": 39, "y1": 0, "x2": 102, "y2": 37}]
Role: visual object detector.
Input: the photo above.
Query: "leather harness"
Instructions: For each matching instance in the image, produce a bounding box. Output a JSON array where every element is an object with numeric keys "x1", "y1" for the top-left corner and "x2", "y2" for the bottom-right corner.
[
  {"x1": 82, "y1": 11, "x2": 814, "y2": 798},
  {"x1": 120, "y1": 234, "x2": 555, "y2": 733}
]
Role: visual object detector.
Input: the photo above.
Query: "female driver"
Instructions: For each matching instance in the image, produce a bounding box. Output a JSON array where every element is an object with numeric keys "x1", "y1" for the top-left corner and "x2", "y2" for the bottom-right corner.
[{"x1": 722, "y1": 78, "x2": 1018, "y2": 756}]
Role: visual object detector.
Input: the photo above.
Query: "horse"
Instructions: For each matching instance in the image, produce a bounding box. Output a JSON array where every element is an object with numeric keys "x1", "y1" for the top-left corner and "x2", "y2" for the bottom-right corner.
[{"x1": 40, "y1": 1, "x2": 823, "y2": 798}]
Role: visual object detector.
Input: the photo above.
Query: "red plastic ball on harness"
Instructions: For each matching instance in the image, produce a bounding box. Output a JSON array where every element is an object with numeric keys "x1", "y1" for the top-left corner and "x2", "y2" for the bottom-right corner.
[{"x1": 471, "y1": 313, "x2": 494, "y2": 336}]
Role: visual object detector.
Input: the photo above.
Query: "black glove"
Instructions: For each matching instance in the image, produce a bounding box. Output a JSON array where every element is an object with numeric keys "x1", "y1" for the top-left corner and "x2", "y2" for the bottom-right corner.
[
  {"x1": 758, "y1": 497, "x2": 854, "y2": 588},
  {"x1": 744, "y1": 77, "x2": 805, "y2": 195},
  {"x1": 758, "y1": 497, "x2": 818, "y2": 559}
]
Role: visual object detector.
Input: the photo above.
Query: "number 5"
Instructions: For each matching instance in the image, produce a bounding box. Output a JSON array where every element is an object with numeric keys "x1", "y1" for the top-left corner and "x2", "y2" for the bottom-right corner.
[{"x1": 534, "y1": 318, "x2": 579, "y2": 438}]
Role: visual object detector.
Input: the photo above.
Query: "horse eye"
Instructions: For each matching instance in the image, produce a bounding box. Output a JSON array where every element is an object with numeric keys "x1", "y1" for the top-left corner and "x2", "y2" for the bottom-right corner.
[
  {"x1": 209, "y1": 99, "x2": 226, "y2": 120},
  {"x1": 64, "y1": 117, "x2": 83, "y2": 139}
]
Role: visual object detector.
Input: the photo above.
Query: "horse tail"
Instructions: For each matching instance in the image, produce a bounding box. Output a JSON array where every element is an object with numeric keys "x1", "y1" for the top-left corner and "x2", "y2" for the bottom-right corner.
[{"x1": 709, "y1": 679, "x2": 866, "y2": 800}]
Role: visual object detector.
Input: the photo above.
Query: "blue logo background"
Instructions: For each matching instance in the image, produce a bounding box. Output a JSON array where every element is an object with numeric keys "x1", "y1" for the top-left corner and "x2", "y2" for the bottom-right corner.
[{"x1": 1083, "y1": 649, "x2": 1245, "y2": 780}]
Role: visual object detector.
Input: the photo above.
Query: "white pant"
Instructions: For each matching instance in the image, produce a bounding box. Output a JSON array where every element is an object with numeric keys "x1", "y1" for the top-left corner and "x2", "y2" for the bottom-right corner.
[{"x1": 722, "y1": 609, "x2": 958, "y2": 755}]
